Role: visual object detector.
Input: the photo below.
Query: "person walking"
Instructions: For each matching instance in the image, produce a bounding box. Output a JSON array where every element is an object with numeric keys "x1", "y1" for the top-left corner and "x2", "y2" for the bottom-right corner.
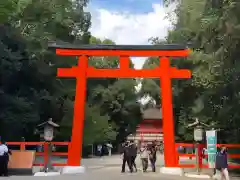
[
  {"x1": 149, "y1": 142, "x2": 157, "y2": 172},
  {"x1": 106, "y1": 143, "x2": 113, "y2": 156},
  {"x1": 178, "y1": 145, "x2": 184, "y2": 154},
  {"x1": 121, "y1": 141, "x2": 133, "y2": 173},
  {"x1": 129, "y1": 140, "x2": 138, "y2": 172},
  {"x1": 97, "y1": 144, "x2": 102, "y2": 157},
  {"x1": 139, "y1": 143, "x2": 149, "y2": 172},
  {"x1": 215, "y1": 146, "x2": 230, "y2": 180},
  {"x1": 0, "y1": 140, "x2": 11, "y2": 176},
  {"x1": 159, "y1": 143, "x2": 164, "y2": 154}
]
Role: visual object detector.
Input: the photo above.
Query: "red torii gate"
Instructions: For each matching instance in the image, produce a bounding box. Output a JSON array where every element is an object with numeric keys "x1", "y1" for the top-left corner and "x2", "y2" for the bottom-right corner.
[{"x1": 49, "y1": 43, "x2": 191, "y2": 167}]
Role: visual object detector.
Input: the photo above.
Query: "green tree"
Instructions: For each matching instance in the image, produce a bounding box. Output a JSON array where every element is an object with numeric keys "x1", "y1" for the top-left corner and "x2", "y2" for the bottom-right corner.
[
  {"x1": 0, "y1": 0, "x2": 142, "y2": 150},
  {"x1": 0, "y1": 0, "x2": 92, "y2": 141},
  {"x1": 142, "y1": 0, "x2": 240, "y2": 143}
]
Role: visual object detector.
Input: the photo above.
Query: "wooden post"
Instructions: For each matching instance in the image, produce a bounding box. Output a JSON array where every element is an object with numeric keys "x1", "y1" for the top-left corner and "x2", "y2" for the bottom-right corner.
[
  {"x1": 160, "y1": 57, "x2": 177, "y2": 167},
  {"x1": 20, "y1": 143, "x2": 25, "y2": 151},
  {"x1": 43, "y1": 142, "x2": 48, "y2": 168},
  {"x1": 120, "y1": 56, "x2": 130, "y2": 70},
  {"x1": 67, "y1": 56, "x2": 88, "y2": 166},
  {"x1": 198, "y1": 144, "x2": 203, "y2": 169},
  {"x1": 20, "y1": 137, "x2": 25, "y2": 151}
]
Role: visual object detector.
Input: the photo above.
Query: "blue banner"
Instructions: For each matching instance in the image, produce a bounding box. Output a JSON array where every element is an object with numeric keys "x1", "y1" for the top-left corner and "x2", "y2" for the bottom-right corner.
[{"x1": 206, "y1": 130, "x2": 217, "y2": 168}]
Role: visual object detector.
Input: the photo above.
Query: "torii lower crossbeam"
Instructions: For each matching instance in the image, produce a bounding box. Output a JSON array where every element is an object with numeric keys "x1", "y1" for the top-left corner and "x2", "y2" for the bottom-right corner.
[{"x1": 49, "y1": 43, "x2": 191, "y2": 168}]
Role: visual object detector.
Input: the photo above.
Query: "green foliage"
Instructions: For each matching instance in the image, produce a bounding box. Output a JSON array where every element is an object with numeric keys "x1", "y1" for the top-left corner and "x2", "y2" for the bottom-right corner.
[
  {"x1": 84, "y1": 105, "x2": 116, "y2": 144},
  {"x1": 141, "y1": 0, "x2": 240, "y2": 143},
  {"x1": 0, "y1": 0, "x2": 142, "y2": 147}
]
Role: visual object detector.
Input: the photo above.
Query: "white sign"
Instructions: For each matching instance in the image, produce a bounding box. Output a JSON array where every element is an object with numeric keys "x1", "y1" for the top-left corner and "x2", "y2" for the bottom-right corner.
[
  {"x1": 206, "y1": 130, "x2": 217, "y2": 168},
  {"x1": 194, "y1": 128, "x2": 203, "y2": 141},
  {"x1": 44, "y1": 126, "x2": 54, "y2": 141}
]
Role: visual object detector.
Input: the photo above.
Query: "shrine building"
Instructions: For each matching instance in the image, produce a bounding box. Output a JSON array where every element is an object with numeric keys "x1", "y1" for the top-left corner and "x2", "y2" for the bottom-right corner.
[{"x1": 127, "y1": 106, "x2": 163, "y2": 143}]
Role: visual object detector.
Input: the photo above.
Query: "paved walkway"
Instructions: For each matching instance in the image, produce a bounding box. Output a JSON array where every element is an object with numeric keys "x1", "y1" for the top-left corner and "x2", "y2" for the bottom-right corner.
[
  {"x1": 6, "y1": 154, "x2": 240, "y2": 179},
  {"x1": 9, "y1": 165, "x2": 211, "y2": 180}
]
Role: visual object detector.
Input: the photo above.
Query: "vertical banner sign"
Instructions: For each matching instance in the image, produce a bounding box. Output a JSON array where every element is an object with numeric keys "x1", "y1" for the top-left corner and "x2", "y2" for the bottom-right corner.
[{"x1": 206, "y1": 130, "x2": 217, "y2": 168}]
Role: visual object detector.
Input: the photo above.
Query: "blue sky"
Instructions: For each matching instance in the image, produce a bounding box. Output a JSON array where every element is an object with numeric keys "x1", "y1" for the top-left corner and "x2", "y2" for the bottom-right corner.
[
  {"x1": 89, "y1": 0, "x2": 163, "y2": 14},
  {"x1": 88, "y1": 0, "x2": 173, "y2": 69}
]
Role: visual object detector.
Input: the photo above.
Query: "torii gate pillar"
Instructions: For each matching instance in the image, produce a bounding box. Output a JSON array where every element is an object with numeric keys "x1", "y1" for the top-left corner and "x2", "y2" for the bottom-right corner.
[{"x1": 49, "y1": 43, "x2": 191, "y2": 170}]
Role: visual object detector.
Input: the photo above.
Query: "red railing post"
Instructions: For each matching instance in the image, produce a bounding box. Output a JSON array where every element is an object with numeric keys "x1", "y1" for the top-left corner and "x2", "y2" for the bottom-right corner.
[
  {"x1": 43, "y1": 142, "x2": 49, "y2": 167},
  {"x1": 198, "y1": 144, "x2": 203, "y2": 169},
  {"x1": 20, "y1": 142, "x2": 25, "y2": 151}
]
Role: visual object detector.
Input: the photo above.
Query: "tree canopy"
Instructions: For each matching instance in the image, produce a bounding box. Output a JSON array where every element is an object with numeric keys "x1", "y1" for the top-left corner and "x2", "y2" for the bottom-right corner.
[
  {"x1": 141, "y1": 0, "x2": 240, "y2": 143},
  {"x1": 1, "y1": 0, "x2": 240, "y2": 150},
  {"x1": 0, "y1": 0, "x2": 142, "y2": 147}
]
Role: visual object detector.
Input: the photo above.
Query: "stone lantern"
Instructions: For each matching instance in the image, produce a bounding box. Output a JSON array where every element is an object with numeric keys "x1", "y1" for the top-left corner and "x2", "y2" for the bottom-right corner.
[
  {"x1": 187, "y1": 118, "x2": 210, "y2": 174},
  {"x1": 37, "y1": 118, "x2": 59, "y2": 172}
]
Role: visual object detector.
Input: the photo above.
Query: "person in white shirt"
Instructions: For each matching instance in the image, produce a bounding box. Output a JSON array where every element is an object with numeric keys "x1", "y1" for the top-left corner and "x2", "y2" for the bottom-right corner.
[
  {"x1": 106, "y1": 143, "x2": 113, "y2": 156},
  {"x1": 0, "y1": 140, "x2": 11, "y2": 176},
  {"x1": 139, "y1": 143, "x2": 149, "y2": 172}
]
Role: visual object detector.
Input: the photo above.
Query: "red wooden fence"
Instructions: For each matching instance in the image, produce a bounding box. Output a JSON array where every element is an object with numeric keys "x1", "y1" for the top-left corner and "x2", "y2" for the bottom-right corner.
[
  {"x1": 4, "y1": 141, "x2": 240, "y2": 168},
  {"x1": 176, "y1": 143, "x2": 240, "y2": 168},
  {"x1": 5, "y1": 142, "x2": 69, "y2": 167}
]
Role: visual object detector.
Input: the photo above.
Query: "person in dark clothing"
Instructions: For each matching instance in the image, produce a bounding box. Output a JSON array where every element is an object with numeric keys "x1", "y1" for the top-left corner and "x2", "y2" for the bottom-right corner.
[
  {"x1": 129, "y1": 141, "x2": 137, "y2": 172},
  {"x1": 121, "y1": 141, "x2": 133, "y2": 173},
  {"x1": 0, "y1": 155, "x2": 5, "y2": 176},
  {"x1": 0, "y1": 140, "x2": 11, "y2": 176},
  {"x1": 215, "y1": 146, "x2": 229, "y2": 180},
  {"x1": 149, "y1": 143, "x2": 157, "y2": 172}
]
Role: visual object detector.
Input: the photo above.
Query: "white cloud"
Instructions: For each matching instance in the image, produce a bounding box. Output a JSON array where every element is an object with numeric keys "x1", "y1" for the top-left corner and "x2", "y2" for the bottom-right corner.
[{"x1": 89, "y1": 3, "x2": 175, "y2": 69}]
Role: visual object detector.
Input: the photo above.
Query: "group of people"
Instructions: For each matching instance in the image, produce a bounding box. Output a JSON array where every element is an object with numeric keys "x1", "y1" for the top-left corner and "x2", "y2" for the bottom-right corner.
[
  {"x1": 0, "y1": 140, "x2": 11, "y2": 176},
  {"x1": 120, "y1": 140, "x2": 157, "y2": 173}
]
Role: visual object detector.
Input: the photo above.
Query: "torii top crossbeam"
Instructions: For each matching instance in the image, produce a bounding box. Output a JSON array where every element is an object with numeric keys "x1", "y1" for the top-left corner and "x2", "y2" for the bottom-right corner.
[
  {"x1": 49, "y1": 42, "x2": 191, "y2": 79},
  {"x1": 49, "y1": 42, "x2": 192, "y2": 168},
  {"x1": 48, "y1": 42, "x2": 189, "y2": 56},
  {"x1": 49, "y1": 42, "x2": 188, "y2": 50}
]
